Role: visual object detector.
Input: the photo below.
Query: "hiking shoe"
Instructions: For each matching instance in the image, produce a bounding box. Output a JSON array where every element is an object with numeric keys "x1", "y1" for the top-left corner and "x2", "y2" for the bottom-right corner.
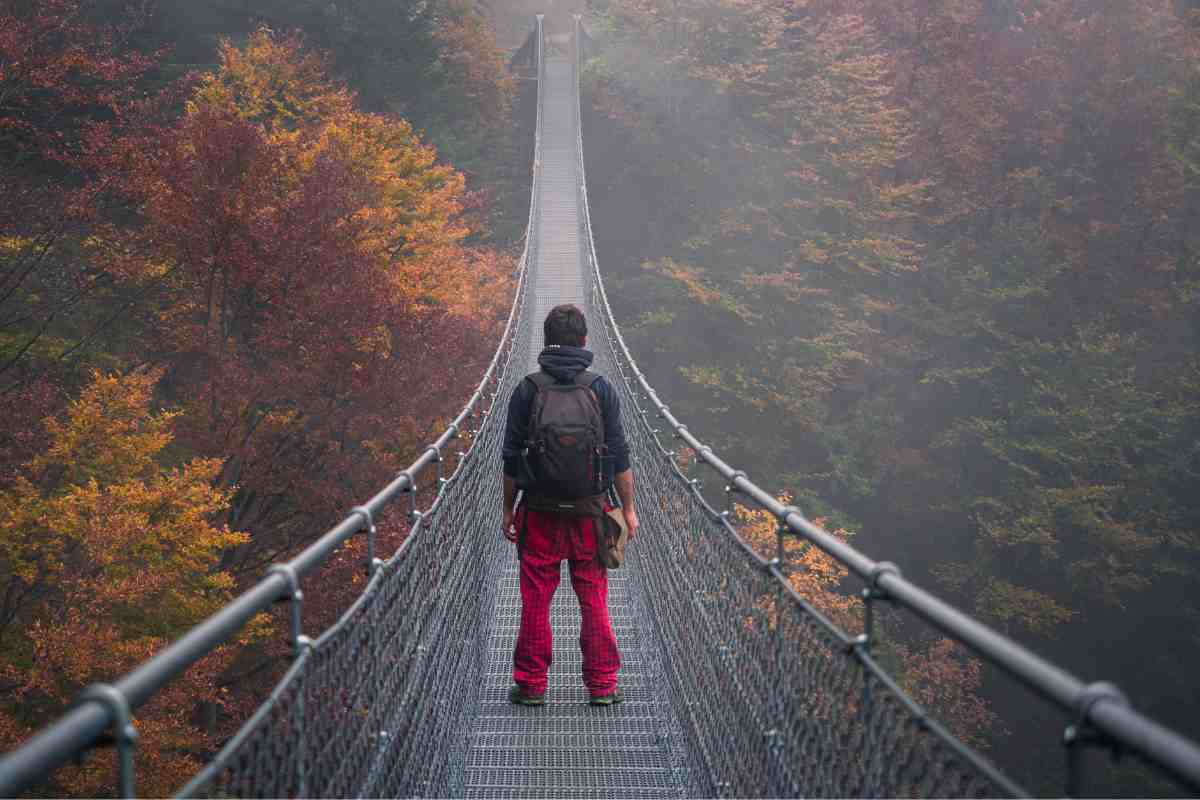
[
  {"x1": 508, "y1": 685, "x2": 546, "y2": 706},
  {"x1": 589, "y1": 688, "x2": 624, "y2": 706}
]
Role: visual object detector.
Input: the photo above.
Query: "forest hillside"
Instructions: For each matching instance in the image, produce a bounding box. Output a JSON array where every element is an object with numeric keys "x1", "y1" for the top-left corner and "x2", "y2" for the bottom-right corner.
[
  {"x1": 4, "y1": 0, "x2": 1199, "y2": 794},
  {"x1": 0, "y1": 1, "x2": 520, "y2": 793},
  {"x1": 579, "y1": 0, "x2": 1200, "y2": 792}
]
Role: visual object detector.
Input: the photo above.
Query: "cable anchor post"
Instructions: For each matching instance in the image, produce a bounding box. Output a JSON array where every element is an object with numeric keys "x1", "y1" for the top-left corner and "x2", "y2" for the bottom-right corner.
[
  {"x1": 771, "y1": 505, "x2": 804, "y2": 696},
  {"x1": 665, "y1": 423, "x2": 688, "y2": 467},
  {"x1": 259, "y1": 563, "x2": 314, "y2": 796},
  {"x1": 854, "y1": 560, "x2": 900, "y2": 793},
  {"x1": 74, "y1": 684, "x2": 138, "y2": 798},
  {"x1": 266, "y1": 563, "x2": 313, "y2": 657},
  {"x1": 446, "y1": 420, "x2": 466, "y2": 465},
  {"x1": 351, "y1": 505, "x2": 382, "y2": 578},
  {"x1": 484, "y1": 369, "x2": 503, "y2": 420},
  {"x1": 763, "y1": 505, "x2": 801, "y2": 797},
  {"x1": 399, "y1": 469, "x2": 421, "y2": 526},
  {"x1": 469, "y1": 394, "x2": 482, "y2": 439},
  {"x1": 426, "y1": 444, "x2": 447, "y2": 493},
  {"x1": 859, "y1": 562, "x2": 900, "y2": 652},
  {"x1": 722, "y1": 470, "x2": 747, "y2": 520},
  {"x1": 1063, "y1": 682, "x2": 1129, "y2": 798},
  {"x1": 776, "y1": 504, "x2": 803, "y2": 567},
  {"x1": 264, "y1": 562, "x2": 312, "y2": 795}
]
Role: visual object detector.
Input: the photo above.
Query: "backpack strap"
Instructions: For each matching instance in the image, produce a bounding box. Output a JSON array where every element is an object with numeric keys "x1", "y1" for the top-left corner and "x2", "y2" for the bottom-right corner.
[
  {"x1": 526, "y1": 370, "x2": 599, "y2": 388},
  {"x1": 526, "y1": 371, "x2": 556, "y2": 389},
  {"x1": 522, "y1": 372, "x2": 555, "y2": 452}
]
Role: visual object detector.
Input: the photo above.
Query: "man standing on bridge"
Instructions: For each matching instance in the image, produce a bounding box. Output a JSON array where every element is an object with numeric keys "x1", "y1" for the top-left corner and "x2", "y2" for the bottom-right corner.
[{"x1": 501, "y1": 304, "x2": 638, "y2": 706}]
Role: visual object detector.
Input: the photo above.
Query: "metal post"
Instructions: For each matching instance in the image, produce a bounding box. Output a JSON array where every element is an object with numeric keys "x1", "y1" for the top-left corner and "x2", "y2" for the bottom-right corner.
[
  {"x1": 857, "y1": 587, "x2": 877, "y2": 798},
  {"x1": 854, "y1": 562, "x2": 899, "y2": 797},
  {"x1": 74, "y1": 684, "x2": 138, "y2": 798},
  {"x1": 398, "y1": 469, "x2": 420, "y2": 524},
  {"x1": 351, "y1": 505, "x2": 382, "y2": 578},
  {"x1": 764, "y1": 509, "x2": 794, "y2": 798},
  {"x1": 426, "y1": 445, "x2": 446, "y2": 493},
  {"x1": 267, "y1": 564, "x2": 311, "y2": 656},
  {"x1": 265, "y1": 564, "x2": 313, "y2": 796},
  {"x1": 722, "y1": 470, "x2": 747, "y2": 519},
  {"x1": 1064, "y1": 683, "x2": 1129, "y2": 798}
]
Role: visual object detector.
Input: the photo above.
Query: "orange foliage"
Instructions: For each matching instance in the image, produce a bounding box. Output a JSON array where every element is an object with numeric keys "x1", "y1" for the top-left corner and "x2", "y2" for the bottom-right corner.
[
  {"x1": 893, "y1": 638, "x2": 1002, "y2": 751},
  {"x1": 112, "y1": 28, "x2": 511, "y2": 573},
  {"x1": 733, "y1": 496, "x2": 998, "y2": 747},
  {"x1": 0, "y1": 371, "x2": 260, "y2": 796},
  {"x1": 0, "y1": 0, "x2": 154, "y2": 169},
  {"x1": 732, "y1": 497, "x2": 857, "y2": 629},
  {"x1": 433, "y1": 0, "x2": 516, "y2": 141},
  {"x1": 1, "y1": 21, "x2": 513, "y2": 793}
]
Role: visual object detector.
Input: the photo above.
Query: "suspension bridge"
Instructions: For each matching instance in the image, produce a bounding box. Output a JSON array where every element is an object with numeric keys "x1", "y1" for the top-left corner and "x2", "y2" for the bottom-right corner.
[{"x1": 2, "y1": 18, "x2": 1200, "y2": 799}]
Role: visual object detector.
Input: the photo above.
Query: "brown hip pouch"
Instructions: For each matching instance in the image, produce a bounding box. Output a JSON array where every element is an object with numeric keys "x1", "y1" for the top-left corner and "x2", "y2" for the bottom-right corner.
[{"x1": 520, "y1": 494, "x2": 624, "y2": 567}]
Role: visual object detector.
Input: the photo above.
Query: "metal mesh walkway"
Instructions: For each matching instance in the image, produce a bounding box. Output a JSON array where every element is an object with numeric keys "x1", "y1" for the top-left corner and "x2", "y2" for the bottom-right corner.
[{"x1": 463, "y1": 55, "x2": 685, "y2": 800}]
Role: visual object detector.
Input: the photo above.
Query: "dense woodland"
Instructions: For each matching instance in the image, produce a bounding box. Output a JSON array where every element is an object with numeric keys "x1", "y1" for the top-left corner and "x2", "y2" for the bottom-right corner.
[
  {"x1": 2, "y1": 0, "x2": 1199, "y2": 795},
  {"x1": 0, "y1": 0, "x2": 519, "y2": 793},
  {"x1": 580, "y1": 0, "x2": 1200, "y2": 791}
]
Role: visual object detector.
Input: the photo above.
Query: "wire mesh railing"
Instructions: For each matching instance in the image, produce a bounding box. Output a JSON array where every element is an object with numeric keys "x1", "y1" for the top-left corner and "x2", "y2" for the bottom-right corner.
[
  {"x1": 573, "y1": 16, "x2": 1200, "y2": 799},
  {"x1": 0, "y1": 19, "x2": 546, "y2": 800},
  {"x1": 176, "y1": 22, "x2": 547, "y2": 800},
  {"x1": 572, "y1": 22, "x2": 1014, "y2": 798},
  {"x1": 2, "y1": 15, "x2": 1200, "y2": 800}
]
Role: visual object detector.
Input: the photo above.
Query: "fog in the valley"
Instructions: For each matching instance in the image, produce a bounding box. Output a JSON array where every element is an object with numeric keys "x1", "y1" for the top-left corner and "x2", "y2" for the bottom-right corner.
[
  {"x1": 1, "y1": 0, "x2": 1197, "y2": 795},
  {"x1": 496, "y1": 0, "x2": 1200, "y2": 794}
]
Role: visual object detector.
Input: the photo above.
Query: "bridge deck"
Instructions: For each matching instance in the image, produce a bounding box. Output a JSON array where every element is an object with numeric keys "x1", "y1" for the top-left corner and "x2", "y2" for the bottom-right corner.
[{"x1": 461, "y1": 56, "x2": 685, "y2": 800}]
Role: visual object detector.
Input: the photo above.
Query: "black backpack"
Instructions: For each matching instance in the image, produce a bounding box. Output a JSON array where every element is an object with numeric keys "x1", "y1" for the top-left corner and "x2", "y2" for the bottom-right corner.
[{"x1": 521, "y1": 370, "x2": 607, "y2": 502}]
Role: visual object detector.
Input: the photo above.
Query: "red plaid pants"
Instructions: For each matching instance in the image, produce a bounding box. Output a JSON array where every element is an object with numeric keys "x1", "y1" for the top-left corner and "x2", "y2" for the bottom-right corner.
[{"x1": 512, "y1": 505, "x2": 621, "y2": 696}]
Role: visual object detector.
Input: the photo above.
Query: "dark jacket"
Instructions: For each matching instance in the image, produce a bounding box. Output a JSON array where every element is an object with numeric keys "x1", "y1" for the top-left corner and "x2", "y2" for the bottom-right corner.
[{"x1": 502, "y1": 345, "x2": 631, "y2": 488}]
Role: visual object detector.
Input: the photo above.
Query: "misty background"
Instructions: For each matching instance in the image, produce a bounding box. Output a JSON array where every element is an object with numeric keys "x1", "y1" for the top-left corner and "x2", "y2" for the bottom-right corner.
[
  {"x1": 0, "y1": 0, "x2": 1196, "y2": 795},
  {"x1": 555, "y1": 0, "x2": 1200, "y2": 794}
]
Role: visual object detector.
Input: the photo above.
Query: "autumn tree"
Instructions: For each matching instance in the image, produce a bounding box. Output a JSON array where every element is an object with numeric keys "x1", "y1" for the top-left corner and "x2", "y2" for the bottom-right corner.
[
  {"x1": 0, "y1": 6, "x2": 515, "y2": 795},
  {"x1": 734, "y1": 498, "x2": 856, "y2": 629},
  {"x1": 191, "y1": 0, "x2": 518, "y2": 188},
  {"x1": 592, "y1": 0, "x2": 1200, "y2": 638},
  {"x1": 108, "y1": 28, "x2": 509, "y2": 576},
  {"x1": 851, "y1": 0, "x2": 1200, "y2": 635},
  {"x1": 589, "y1": 0, "x2": 924, "y2": 514},
  {"x1": 0, "y1": 371, "x2": 254, "y2": 797}
]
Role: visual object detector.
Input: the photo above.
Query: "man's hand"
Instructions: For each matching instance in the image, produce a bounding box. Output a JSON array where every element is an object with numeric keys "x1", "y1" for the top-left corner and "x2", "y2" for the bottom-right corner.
[
  {"x1": 622, "y1": 507, "x2": 639, "y2": 540},
  {"x1": 614, "y1": 468, "x2": 637, "y2": 539},
  {"x1": 502, "y1": 475, "x2": 518, "y2": 543}
]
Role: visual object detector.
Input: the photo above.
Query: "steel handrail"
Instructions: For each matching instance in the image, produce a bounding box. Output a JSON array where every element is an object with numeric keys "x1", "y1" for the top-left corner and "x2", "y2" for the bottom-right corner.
[
  {"x1": 0, "y1": 17, "x2": 547, "y2": 797},
  {"x1": 571, "y1": 16, "x2": 1200, "y2": 795}
]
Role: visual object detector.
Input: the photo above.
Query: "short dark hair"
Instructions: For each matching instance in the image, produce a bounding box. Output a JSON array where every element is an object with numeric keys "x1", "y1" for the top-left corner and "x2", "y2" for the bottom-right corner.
[{"x1": 544, "y1": 304, "x2": 587, "y2": 347}]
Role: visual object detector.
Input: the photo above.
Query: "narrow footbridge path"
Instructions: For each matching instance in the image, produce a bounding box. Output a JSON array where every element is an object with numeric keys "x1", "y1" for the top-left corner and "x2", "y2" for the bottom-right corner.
[
  {"x1": 1, "y1": 17, "x2": 1199, "y2": 800},
  {"x1": 462, "y1": 53, "x2": 685, "y2": 799}
]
